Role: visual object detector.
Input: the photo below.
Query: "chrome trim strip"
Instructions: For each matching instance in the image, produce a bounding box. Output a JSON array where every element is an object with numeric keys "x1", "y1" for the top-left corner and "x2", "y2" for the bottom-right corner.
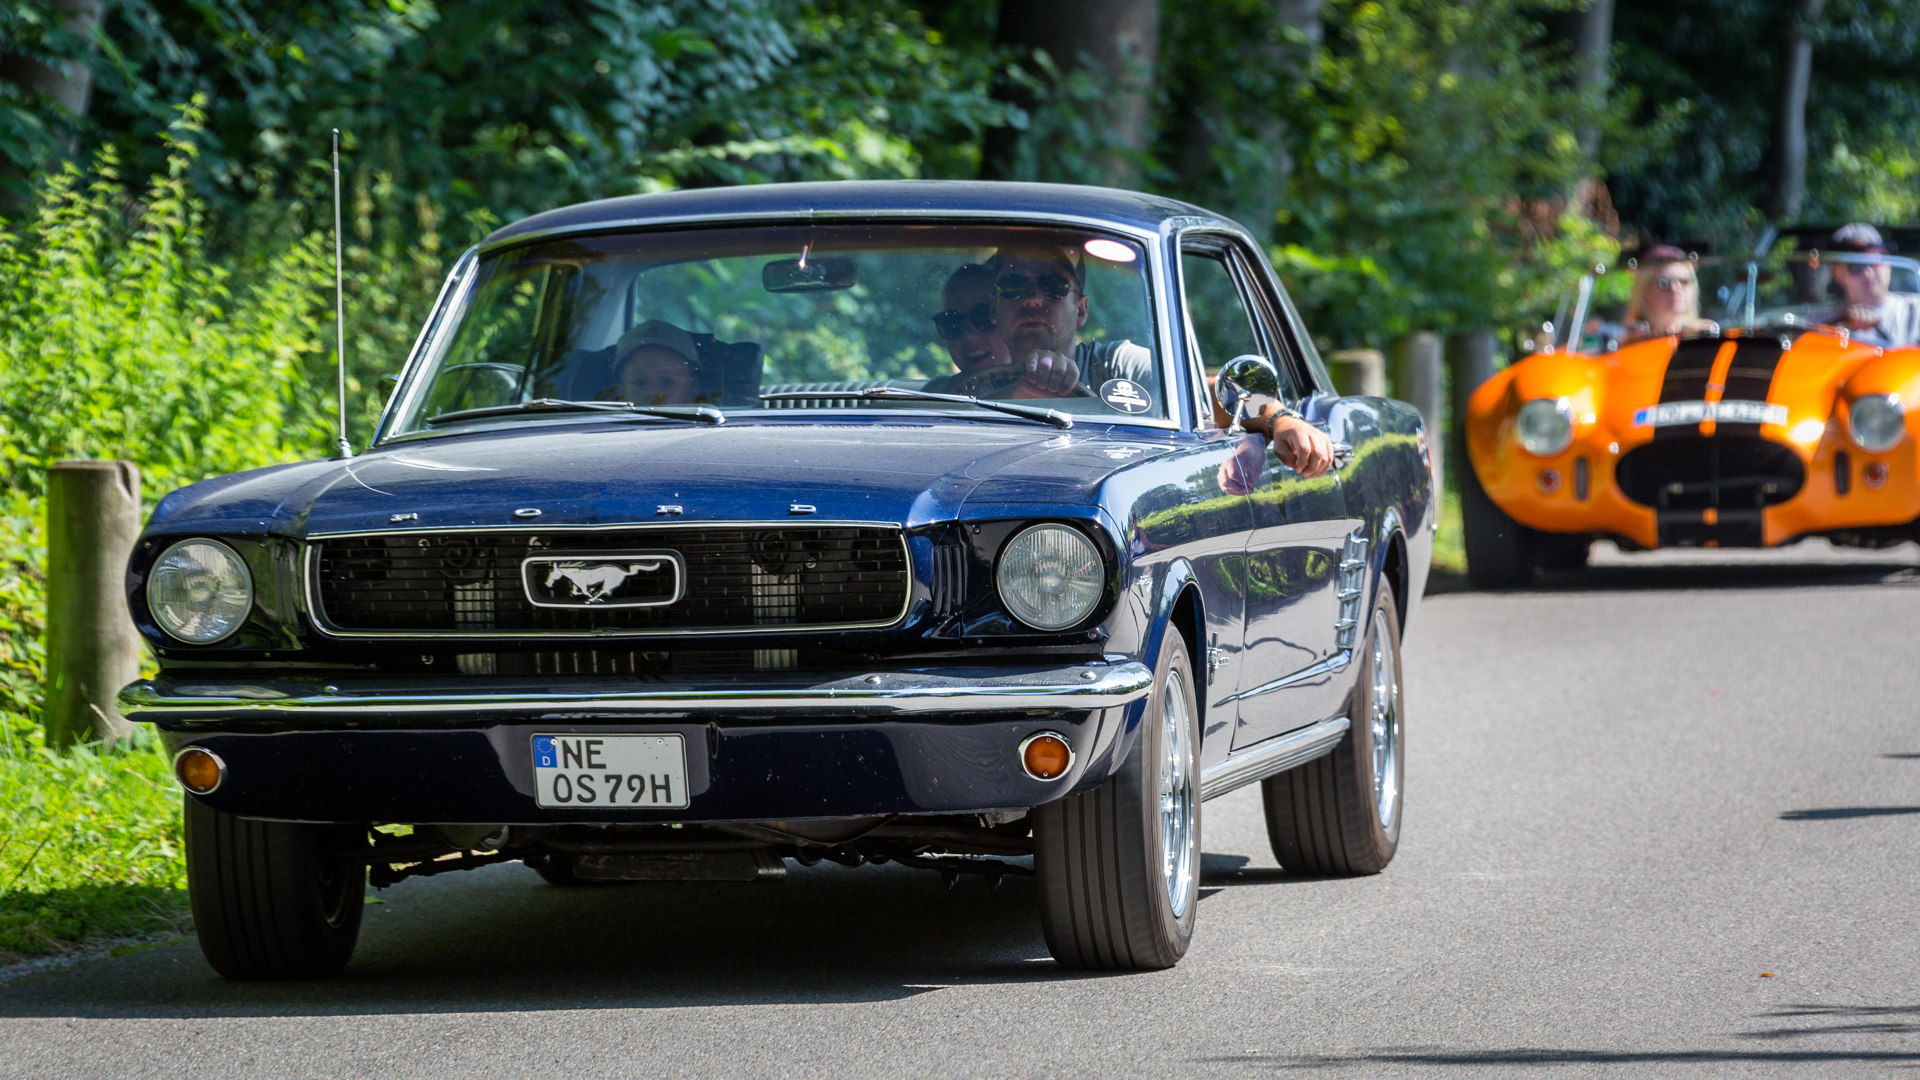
[
  {"x1": 376, "y1": 211, "x2": 1186, "y2": 444},
  {"x1": 476, "y1": 209, "x2": 1165, "y2": 258},
  {"x1": 1217, "y1": 650, "x2": 1352, "y2": 705},
  {"x1": 1199, "y1": 715, "x2": 1349, "y2": 801},
  {"x1": 117, "y1": 662, "x2": 1155, "y2": 722},
  {"x1": 302, "y1": 522, "x2": 912, "y2": 639}
]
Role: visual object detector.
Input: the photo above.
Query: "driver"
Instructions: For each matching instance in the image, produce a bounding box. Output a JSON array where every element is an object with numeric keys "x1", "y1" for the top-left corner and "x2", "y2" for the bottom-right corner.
[
  {"x1": 1825, "y1": 223, "x2": 1920, "y2": 348},
  {"x1": 930, "y1": 246, "x2": 1330, "y2": 477},
  {"x1": 924, "y1": 262, "x2": 1073, "y2": 398}
]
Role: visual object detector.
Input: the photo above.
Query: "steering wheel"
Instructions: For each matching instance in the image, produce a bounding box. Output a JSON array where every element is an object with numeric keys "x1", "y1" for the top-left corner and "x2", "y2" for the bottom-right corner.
[{"x1": 944, "y1": 363, "x2": 1096, "y2": 399}]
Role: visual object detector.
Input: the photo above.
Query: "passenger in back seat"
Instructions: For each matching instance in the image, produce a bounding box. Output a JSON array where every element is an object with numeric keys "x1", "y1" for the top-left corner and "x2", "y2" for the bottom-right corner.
[{"x1": 612, "y1": 319, "x2": 706, "y2": 406}]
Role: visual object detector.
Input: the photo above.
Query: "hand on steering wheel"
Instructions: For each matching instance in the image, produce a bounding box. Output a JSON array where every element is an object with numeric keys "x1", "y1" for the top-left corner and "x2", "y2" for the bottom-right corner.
[{"x1": 944, "y1": 357, "x2": 1095, "y2": 399}]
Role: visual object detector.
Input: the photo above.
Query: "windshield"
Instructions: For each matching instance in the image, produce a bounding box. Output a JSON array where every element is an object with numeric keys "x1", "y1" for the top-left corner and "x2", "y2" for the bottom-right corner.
[
  {"x1": 1545, "y1": 250, "x2": 1920, "y2": 353},
  {"x1": 390, "y1": 223, "x2": 1165, "y2": 436}
]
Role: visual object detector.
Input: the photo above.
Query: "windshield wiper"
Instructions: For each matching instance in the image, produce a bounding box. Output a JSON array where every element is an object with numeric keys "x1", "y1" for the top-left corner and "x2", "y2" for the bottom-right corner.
[
  {"x1": 424, "y1": 398, "x2": 723, "y2": 426},
  {"x1": 757, "y1": 387, "x2": 1073, "y2": 429}
]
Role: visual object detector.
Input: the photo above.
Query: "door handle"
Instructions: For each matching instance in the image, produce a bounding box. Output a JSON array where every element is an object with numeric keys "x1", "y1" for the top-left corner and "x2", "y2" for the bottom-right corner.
[{"x1": 1331, "y1": 441, "x2": 1355, "y2": 466}]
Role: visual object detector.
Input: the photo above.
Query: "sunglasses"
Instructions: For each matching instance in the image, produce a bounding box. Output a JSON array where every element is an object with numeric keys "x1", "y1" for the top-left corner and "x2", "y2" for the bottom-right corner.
[
  {"x1": 994, "y1": 273, "x2": 1075, "y2": 301},
  {"x1": 1655, "y1": 275, "x2": 1693, "y2": 292},
  {"x1": 932, "y1": 302, "x2": 996, "y2": 340}
]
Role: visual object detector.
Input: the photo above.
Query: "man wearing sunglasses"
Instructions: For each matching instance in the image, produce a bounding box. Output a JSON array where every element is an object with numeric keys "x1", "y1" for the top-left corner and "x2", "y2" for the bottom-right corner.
[
  {"x1": 1824, "y1": 223, "x2": 1920, "y2": 348},
  {"x1": 925, "y1": 260, "x2": 1083, "y2": 398}
]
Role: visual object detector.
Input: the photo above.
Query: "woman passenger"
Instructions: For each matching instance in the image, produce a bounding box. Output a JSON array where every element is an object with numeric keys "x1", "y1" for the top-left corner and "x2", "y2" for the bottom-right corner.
[{"x1": 1623, "y1": 245, "x2": 1719, "y2": 341}]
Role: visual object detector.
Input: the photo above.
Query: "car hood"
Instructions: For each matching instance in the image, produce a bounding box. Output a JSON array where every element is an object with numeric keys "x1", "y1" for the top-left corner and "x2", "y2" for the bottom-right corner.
[{"x1": 146, "y1": 420, "x2": 1178, "y2": 537}]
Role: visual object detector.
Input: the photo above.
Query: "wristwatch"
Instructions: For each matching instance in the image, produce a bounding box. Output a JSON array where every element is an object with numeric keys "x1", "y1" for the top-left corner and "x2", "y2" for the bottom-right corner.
[{"x1": 1250, "y1": 403, "x2": 1302, "y2": 437}]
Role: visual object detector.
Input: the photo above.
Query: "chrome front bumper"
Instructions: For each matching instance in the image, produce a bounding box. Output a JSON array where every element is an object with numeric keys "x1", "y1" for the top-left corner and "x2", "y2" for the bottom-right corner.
[{"x1": 119, "y1": 662, "x2": 1155, "y2": 726}]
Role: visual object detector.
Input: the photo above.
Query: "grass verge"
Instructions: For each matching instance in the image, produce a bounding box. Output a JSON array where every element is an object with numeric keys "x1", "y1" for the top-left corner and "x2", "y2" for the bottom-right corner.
[{"x1": 0, "y1": 730, "x2": 190, "y2": 965}]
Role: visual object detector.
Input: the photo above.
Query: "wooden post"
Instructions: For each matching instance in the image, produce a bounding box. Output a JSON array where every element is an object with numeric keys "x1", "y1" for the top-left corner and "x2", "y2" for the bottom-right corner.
[
  {"x1": 45, "y1": 460, "x2": 143, "y2": 746},
  {"x1": 1391, "y1": 332, "x2": 1445, "y2": 501},
  {"x1": 1446, "y1": 330, "x2": 1501, "y2": 492},
  {"x1": 1325, "y1": 348, "x2": 1385, "y2": 398}
]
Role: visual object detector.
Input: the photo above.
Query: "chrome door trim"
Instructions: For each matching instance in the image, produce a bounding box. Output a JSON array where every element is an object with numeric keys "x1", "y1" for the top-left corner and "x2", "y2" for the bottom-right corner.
[
  {"x1": 1215, "y1": 649, "x2": 1352, "y2": 705},
  {"x1": 1199, "y1": 714, "x2": 1349, "y2": 801}
]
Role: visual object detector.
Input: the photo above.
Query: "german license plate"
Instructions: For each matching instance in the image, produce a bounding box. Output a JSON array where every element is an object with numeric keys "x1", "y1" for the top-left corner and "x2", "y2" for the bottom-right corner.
[{"x1": 532, "y1": 734, "x2": 689, "y2": 809}]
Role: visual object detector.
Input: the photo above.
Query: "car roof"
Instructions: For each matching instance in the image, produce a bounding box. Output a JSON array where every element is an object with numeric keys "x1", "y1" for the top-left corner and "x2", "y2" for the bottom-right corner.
[{"x1": 480, "y1": 180, "x2": 1237, "y2": 250}]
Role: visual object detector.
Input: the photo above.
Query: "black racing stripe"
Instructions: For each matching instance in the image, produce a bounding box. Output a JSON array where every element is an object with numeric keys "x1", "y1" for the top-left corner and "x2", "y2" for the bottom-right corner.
[
  {"x1": 1717, "y1": 335, "x2": 1790, "y2": 437},
  {"x1": 1654, "y1": 337, "x2": 1725, "y2": 441}
]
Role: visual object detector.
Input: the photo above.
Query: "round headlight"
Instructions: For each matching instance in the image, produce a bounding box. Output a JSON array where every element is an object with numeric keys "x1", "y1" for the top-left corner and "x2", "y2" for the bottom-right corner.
[
  {"x1": 1515, "y1": 397, "x2": 1575, "y2": 456},
  {"x1": 1848, "y1": 393, "x2": 1906, "y2": 453},
  {"x1": 147, "y1": 539, "x2": 252, "y2": 644},
  {"x1": 996, "y1": 524, "x2": 1105, "y2": 631}
]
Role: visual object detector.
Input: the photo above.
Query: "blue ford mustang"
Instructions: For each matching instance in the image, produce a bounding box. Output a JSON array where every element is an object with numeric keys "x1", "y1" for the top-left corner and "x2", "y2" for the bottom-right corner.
[{"x1": 121, "y1": 181, "x2": 1432, "y2": 978}]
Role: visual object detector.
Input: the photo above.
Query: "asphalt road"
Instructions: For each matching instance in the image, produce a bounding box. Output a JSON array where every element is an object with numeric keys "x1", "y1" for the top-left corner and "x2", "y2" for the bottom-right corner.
[{"x1": 6, "y1": 540, "x2": 1920, "y2": 1078}]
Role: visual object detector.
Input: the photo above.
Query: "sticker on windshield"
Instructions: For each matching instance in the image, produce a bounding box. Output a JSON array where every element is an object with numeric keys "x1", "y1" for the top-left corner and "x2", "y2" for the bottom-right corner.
[{"x1": 1100, "y1": 379, "x2": 1154, "y2": 414}]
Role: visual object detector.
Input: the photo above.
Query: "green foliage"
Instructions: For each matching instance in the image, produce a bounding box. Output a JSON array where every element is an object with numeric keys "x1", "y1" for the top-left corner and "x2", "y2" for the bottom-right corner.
[
  {"x1": 0, "y1": 102, "x2": 336, "y2": 496},
  {"x1": 1611, "y1": 0, "x2": 1920, "y2": 243},
  {"x1": 1267, "y1": 0, "x2": 1635, "y2": 351},
  {"x1": 0, "y1": 731, "x2": 190, "y2": 963}
]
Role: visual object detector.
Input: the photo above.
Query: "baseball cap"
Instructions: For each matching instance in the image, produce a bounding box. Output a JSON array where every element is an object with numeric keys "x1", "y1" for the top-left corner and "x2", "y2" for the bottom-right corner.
[
  {"x1": 616, "y1": 319, "x2": 700, "y2": 367},
  {"x1": 1831, "y1": 223, "x2": 1889, "y2": 254}
]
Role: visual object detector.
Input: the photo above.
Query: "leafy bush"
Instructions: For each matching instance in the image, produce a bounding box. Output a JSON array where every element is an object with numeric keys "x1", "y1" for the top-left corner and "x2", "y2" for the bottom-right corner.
[{"x1": 0, "y1": 103, "x2": 337, "y2": 498}]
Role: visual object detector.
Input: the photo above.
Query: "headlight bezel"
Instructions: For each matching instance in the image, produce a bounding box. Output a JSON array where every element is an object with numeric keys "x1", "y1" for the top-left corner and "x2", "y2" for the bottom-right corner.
[
  {"x1": 993, "y1": 522, "x2": 1109, "y2": 633},
  {"x1": 1514, "y1": 397, "x2": 1577, "y2": 457},
  {"x1": 1847, "y1": 392, "x2": 1906, "y2": 454},
  {"x1": 146, "y1": 538, "x2": 254, "y2": 645}
]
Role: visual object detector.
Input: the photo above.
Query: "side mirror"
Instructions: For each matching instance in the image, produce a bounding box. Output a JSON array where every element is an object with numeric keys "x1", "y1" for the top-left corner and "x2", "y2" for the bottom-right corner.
[
  {"x1": 1213, "y1": 354, "x2": 1281, "y2": 427},
  {"x1": 763, "y1": 255, "x2": 858, "y2": 293}
]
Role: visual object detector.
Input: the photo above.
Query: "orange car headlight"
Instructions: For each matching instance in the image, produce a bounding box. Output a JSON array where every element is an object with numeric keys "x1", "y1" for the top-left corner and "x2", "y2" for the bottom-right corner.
[
  {"x1": 1847, "y1": 393, "x2": 1905, "y2": 453},
  {"x1": 1515, "y1": 398, "x2": 1575, "y2": 456}
]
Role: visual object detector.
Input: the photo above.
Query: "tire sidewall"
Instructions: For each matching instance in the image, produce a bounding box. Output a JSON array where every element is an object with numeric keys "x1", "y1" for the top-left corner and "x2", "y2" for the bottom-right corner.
[
  {"x1": 1121, "y1": 632, "x2": 1201, "y2": 954},
  {"x1": 1341, "y1": 591, "x2": 1404, "y2": 858}
]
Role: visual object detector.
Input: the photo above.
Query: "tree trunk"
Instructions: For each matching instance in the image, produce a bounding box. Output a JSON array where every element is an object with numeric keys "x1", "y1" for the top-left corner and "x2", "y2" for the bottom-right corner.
[
  {"x1": 981, "y1": 0, "x2": 1162, "y2": 186},
  {"x1": 1550, "y1": 0, "x2": 1614, "y2": 160},
  {"x1": 1768, "y1": 0, "x2": 1827, "y2": 220},
  {"x1": 0, "y1": 0, "x2": 103, "y2": 212}
]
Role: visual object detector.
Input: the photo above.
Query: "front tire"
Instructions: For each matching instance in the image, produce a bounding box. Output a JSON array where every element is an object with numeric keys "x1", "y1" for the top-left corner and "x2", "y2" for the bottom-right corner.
[
  {"x1": 1461, "y1": 457, "x2": 1538, "y2": 589},
  {"x1": 1261, "y1": 590, "x2": 1404, "y2": 875},
  {"x1": 184, "y1": 797, "x2": 366, "y2": 980},
  {"x1": 1033, "y1": 632, "x2": 1201, "y2": 970}
]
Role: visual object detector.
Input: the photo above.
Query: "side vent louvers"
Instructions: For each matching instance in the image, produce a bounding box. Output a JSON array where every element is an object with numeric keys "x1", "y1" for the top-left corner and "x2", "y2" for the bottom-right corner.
[
  {"x1": 1335, "y1": 532, "x2": 1369, "y2": 650},
  {"x1": 931, "y1": 542, "x2": 968, "y2": 615}
]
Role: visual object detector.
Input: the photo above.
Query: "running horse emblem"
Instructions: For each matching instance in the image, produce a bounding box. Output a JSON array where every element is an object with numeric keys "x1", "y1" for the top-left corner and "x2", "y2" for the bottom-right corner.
[{"x1": 544, "y1": 560, "x2": 664, "y2": 604}]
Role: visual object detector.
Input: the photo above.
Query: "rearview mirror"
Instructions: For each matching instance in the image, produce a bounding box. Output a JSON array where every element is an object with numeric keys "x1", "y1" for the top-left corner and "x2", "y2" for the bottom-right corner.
[
  {"x1": 1213, "y1": 354, "x2": 1281, "y2": 426},
  {"x1": 763, "y1": 255, "x2": 858, "y2": 293}
]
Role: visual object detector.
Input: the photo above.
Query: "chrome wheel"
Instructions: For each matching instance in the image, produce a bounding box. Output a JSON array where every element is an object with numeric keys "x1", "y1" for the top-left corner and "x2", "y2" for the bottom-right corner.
[
  {"x1": 1159, "y1": 666, "x2": 1197, "y2": 917},
  {"x1": 1368, "y1": 605, "x2": 1402, "y2": 829}
]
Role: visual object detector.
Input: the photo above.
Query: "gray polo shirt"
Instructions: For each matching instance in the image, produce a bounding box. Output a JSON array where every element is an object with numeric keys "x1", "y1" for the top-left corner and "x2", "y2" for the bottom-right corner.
[{"x1": 1828, "y1": 293, "x2": 1920, "y2": 348}]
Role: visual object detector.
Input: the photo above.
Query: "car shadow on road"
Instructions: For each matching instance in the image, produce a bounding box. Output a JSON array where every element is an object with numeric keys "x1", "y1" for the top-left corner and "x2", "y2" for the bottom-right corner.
[{"x1": 0, "y1": 859, "x2": 1135, "y2": 1020}]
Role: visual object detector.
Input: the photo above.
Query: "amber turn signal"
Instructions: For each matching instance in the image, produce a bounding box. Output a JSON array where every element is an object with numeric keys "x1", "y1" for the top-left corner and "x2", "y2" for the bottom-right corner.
[
  {"x1": 1020, "y1": 732, "x2": 1074, "y2": 781},
  {"x1": 174, "y1": 747, "x2": 226, "y2": 795}
]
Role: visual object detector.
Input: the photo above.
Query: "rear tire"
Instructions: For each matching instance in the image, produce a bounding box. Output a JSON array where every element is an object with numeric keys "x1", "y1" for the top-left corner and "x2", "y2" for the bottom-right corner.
[
  {"x1": 1033, "y1": 633, "x2": 1200, "y2": 970},
  {"x1": 184, "y1": 796, "x2": 366, "y2": 980},
  {"x1": 1461, "y1": 457, "x2": 1537, "y2": 589},
  {"x1": 1261, "y1": 590, "x2": 1404, "y2": 875}
]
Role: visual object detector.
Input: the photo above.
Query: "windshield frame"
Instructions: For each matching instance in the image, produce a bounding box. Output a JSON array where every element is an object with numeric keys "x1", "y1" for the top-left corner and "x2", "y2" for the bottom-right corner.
[{"x1": 372, "y1": 211, "x2": 1182, "y2": 446}]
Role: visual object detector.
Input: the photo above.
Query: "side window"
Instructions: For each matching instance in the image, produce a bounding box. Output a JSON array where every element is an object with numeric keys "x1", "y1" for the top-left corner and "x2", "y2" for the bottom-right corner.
[{"x1": 1180, "y1": 250, "x2": 1263, "y2": 376}]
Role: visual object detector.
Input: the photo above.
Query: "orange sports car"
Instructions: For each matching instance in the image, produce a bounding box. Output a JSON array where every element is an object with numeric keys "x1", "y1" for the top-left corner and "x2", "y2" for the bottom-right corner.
[{"x1": 1462, "y1": 249, "x2": 1920, "y2": 587}]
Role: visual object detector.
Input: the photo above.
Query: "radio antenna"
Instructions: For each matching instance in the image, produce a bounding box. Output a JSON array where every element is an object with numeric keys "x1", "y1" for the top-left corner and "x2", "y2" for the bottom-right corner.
[{"x1": 331, "y1": 129, "x2": 352, "y2": 459}]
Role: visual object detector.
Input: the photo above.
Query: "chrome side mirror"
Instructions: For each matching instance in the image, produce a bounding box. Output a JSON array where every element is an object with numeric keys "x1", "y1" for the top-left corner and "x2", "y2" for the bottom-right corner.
[{"x1": 1213, "y1": 354, "x2": 1281, "y2": 427}]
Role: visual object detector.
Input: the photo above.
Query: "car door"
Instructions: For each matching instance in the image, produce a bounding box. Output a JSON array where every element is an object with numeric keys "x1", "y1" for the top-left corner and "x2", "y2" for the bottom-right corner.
[{"x1": 1178, "y1": 237, "x2": 1347, "y2": 750}]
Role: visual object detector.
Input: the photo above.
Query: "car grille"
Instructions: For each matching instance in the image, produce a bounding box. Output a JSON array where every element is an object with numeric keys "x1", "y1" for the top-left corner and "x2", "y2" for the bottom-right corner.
[
  {"x1": 1615, "y1": 435, "x2": 1805, "y2": 546},
  {"x1": 310, "y1": 526, "x2": 909, "y2": 636}
]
